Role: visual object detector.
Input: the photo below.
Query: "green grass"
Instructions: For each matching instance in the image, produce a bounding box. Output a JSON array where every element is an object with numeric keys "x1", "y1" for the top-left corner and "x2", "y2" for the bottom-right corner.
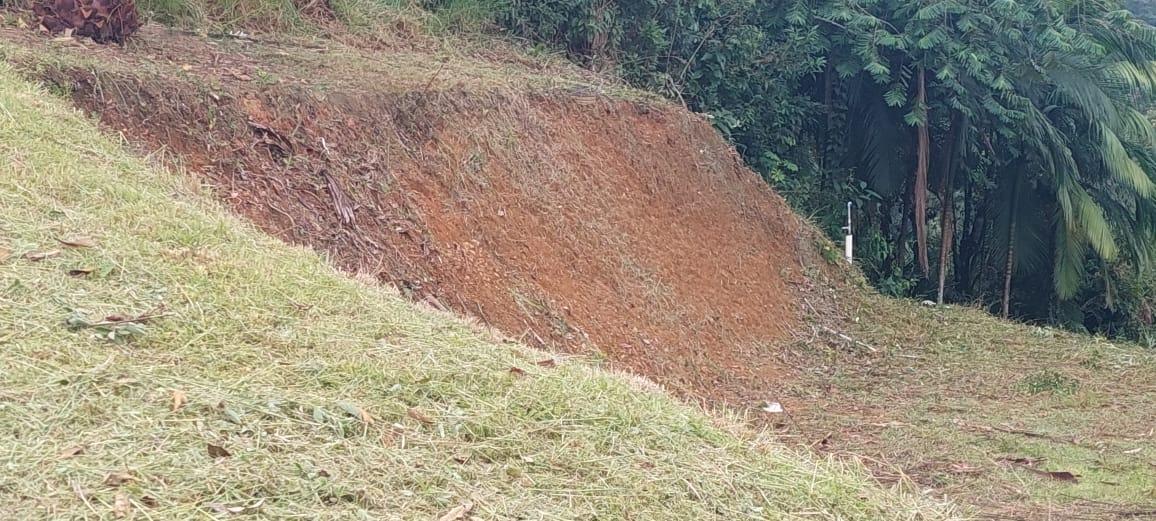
[{"x1": 0, "y1": 66, "x2": 957, "y2": 519}]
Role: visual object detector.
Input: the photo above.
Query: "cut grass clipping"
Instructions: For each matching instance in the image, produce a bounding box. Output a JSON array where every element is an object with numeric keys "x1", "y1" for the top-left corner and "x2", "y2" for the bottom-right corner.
[{"x1": 0, "y1": 66, "x2": 958, "y2": 519}]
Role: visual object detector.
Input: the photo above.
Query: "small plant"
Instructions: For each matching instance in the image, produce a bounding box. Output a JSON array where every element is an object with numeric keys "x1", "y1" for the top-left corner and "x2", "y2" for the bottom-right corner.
[
  {"x1": 1018, "y1": 369, "x2": 1079, "y2": 396},
  {"x1": 254, "y1": 69, "x2": 279, "y2": 86},
  {"x1": 817, "y1": 239, "x2": 840, "y2": 264}
]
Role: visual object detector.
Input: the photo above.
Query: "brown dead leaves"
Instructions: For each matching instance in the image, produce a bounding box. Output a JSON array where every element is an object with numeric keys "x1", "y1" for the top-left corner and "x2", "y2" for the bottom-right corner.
[
  {"x1": 32, "y1": 0, "x2": 141, "y2": 44},
  {"x1": 436, "y1": 501, "x2": 475, "y2": 521},
  {"x1": 407, "y1": 408, "x2": 434, "y2": 426},
  {"x1": 207, "y1": 443, "x2": 232, "y2": 459},
  {"x1": 24, "y1": 249, "x2": 61, "y2": 262},
  {"x1": 103, "y1": 471, "x2": 136, "y2": 487},
  {"x1": 58, "y1": 235, "x2": 97, "y2": 248},
  {"x1": 57, "y1": 445, "x2": 85, "y2": 459}
]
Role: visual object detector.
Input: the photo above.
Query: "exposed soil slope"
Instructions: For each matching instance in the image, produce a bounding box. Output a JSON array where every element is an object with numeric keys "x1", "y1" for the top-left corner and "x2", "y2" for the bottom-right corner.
[
  {"x1": 2, "y1": 25, "x2": 848, "y2": 406},
  {"x1": 0, "y1": 63, "x2": 954, "y2": 520}
]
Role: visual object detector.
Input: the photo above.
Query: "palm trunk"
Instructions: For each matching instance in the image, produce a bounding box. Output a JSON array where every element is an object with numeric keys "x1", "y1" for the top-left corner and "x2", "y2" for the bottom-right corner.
[{"x1": 915, "y1": 67, "x2": 931, "y2": 276}]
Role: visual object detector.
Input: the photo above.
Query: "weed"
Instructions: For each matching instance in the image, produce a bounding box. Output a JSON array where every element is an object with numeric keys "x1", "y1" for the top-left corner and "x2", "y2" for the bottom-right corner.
[{"x1": 1018, "y1": 369, "x2": 1080, "y2": 396}]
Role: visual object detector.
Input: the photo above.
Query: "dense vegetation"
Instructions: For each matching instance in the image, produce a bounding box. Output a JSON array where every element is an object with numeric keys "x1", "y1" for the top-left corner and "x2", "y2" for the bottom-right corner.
[{"x1": 420, "y1": 0, "x2": 1156, "y2": 343}]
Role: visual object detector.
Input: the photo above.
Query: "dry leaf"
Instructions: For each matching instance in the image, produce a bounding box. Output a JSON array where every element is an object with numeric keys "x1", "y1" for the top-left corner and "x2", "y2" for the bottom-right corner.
[
  {"x1": 436, "y1": 501, "x2": 475, "y2": 521},
  {"x1": 337, "y1": 401, "x2": 374, "y2": 424},
  {"x1": 58, "y1": 445, "x2": 85, "y2": 459},
  {"x1": 0, "y1": 247, "x2": 10, "y2": 262},
  {"x1": 171, "y1": 389, "x2": 187, "y2": 412},
  {"x1": 508, "y1": 367, "x2": 526, "y2": 377},
  {"x1": 207, "y1": 443, "x2": 232, "y2": 459},
  {"x1": 68, "y1": 267, "x2": 95, "y2": 277},
  {"x1": 407, "y1": 407, "x2": 434, "y2": 425},
  {"x1": 1009, "y1": 459, "x2": 1080, "y2": 483},
  {"x1": 58, "y1": 236, "x2": 97, "y2": 248},
  {"x1": 536, "y1": 359, "x2": 557, "y2": 368},
  {"x1": 113, "y1": 491, "x2": 130, "y2": 518},
  {"x1": 1035, "y1": 469, "x2": 1079, "y2": 483},
  {"x1": 25, "y1": 250, "x2": 61, "y2": 262},
  {"x1": 209, "y1": 498, "x2": 265, "y2": 515},
  {"x1": 180, "y1": 64, "x2": 193, "y2": 72},
  {"x1": 103, "y1": 471, "x2": 136, "y2": 487}
]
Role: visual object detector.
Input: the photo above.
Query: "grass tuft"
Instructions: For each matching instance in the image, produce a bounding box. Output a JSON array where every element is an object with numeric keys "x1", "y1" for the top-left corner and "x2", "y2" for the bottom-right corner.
[{"x1": 0, "y1": 65, "x2": 958, "y2": 519}]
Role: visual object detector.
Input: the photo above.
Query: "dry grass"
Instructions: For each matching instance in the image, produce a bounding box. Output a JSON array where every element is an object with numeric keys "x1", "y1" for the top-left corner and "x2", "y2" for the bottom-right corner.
[{"x1": 0, "y1": 66, "x2": 960, "y2": 519}]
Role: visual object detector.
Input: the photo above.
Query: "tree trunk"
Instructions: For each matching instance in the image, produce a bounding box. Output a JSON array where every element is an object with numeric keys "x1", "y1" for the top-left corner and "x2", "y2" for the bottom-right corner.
[
  {"x1": 934, "y1": 112, "x2": 961, "y2": 304},
  {"x1": 915, "y1": 68, "x2": 931, "y2": 276},
  {"x1": 936, "y1": 120, "x2": 958, "y2": 305},
  {"x1": 955, "y1": 176, "x2": 973, "y2": 294},
  {"x1": 1002, "y1": 216, "x2": 1016, "y2": 319},
  {"x1": 892, "y1": 187, "x2": 911, "y2": 274}
]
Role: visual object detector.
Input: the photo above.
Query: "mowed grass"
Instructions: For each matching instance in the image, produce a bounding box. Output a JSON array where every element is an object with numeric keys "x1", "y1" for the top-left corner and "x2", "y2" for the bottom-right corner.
[
  {"x1": 786, "y1": 296, "x2": 1156, "y2": 519},
  {"x1": 0, "y1": 67, "x2": 958, "y2": 519}
]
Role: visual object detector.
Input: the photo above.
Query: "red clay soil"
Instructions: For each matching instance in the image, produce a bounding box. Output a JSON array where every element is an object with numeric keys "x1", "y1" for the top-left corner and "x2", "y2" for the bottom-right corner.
[{"x1": 3, "y1": 26, "x2": 850, "y2": 406}]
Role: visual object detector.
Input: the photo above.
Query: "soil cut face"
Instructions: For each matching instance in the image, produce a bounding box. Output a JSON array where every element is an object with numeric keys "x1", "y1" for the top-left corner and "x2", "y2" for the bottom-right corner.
[{"x1": 1, "y1": 24, "x2": 849, "y2": 406}]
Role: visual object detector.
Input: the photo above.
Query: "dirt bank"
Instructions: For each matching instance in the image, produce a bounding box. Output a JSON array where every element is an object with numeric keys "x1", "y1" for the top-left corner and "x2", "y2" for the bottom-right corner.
[{"x1": 2, "y1": 25, "x2": 850, "y2": 406}]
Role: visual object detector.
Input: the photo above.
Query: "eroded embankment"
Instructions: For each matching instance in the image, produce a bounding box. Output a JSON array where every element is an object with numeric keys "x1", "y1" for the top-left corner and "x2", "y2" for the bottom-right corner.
[{"x1": 4, "y1": 26, "x2": 852, "y2": 405}]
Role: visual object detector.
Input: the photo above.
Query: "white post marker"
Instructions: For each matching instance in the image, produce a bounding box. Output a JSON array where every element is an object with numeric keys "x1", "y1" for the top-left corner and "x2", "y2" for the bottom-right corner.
[{"x1": 843, "y1": 201, "x2": 853, "y2": 263}]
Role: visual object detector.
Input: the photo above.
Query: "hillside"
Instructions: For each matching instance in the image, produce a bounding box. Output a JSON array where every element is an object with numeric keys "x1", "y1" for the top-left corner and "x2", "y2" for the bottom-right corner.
[
  {"x1": 0, "y1": 63, "x2": 950, "y2": 519},
  {"x1": 0, "y1": 24, "x2": 850, "y2": 408},
  {"x1": 3, "y1": 9, "x2": 1156, "y2": 521}
]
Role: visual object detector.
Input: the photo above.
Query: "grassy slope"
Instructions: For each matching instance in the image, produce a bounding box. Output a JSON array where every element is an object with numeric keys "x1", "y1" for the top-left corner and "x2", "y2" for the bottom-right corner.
[
  {"x1": 0, "y1": 66, "x2": 955, "y2": 519},
  {"x1": 787, "y1": 296, "x2": 1156, "y2": 518}
]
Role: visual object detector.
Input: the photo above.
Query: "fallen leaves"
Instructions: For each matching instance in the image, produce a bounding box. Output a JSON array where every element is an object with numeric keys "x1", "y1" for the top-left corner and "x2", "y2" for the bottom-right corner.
[
  {"x1": 57, "y1": 445, "x2": 85, "y2": 459},
  {"x1": 407, "y1": 407, "x2": 434, "y2": 425},
  {"x1": 25, "y1": 249, "x2": 61, "y2": 261},
  {"x1": 436, "y1": 501, "x2": 475, "y2": 521},
  {"x1": 171, "y1": 389, "x2": 188, "y2": 412},
  {"x1": 113, "y1": 491, "x2": 131, "y2": 518},
  {"x1": 57, "y1": 236, "x2": 97, "y2": 248},
  {"x1": 508, "y1": 366, "x2": 526, "y2": 377},
  {"x1": 227, "y1": 69, "x2": 253, "y2": 82},
  {"x1": 1027, "y1": 469, "x2": 1080, "y2": 483},
  {"x1": 1001, "y1": 457, "x2": 1080, "y2": 483},
  {"x1": 536, "y1": 358, "x2": 557, "y2": 368},
  {"x1": 207, "y1": 443, "x2": 232, "y2": 459},
  {"x1": 0, "y1": 247, "x2": 10, "y2": 262},
  {"x1": 338, "y1": 401, "x2": 374, "y2": 424},
  {"x1": 33, "y1": 0, "x2": 141, "y2": 44},
  {"x1": 67, "y1": 267, "x2": 95, "y2": 277},
  {"x1": 103, "y1": 471, "x2": 136, "y2": 487}
]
